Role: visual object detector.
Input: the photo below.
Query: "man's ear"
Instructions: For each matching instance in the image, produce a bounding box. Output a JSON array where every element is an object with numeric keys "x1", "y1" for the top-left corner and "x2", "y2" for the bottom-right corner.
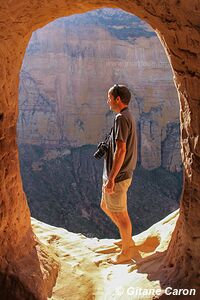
[{"x1": 116, "y1": 96, "x2": 120, "y2": 102}]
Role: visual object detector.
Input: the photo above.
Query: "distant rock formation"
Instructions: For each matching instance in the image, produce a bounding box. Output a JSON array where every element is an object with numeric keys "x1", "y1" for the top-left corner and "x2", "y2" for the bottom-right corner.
[
  {"x1": 19, "y1": 144, "x2": 182, "y2": 239},
  {"x1": 17, "y1": 9, "x2": 182, "y2": 172}
]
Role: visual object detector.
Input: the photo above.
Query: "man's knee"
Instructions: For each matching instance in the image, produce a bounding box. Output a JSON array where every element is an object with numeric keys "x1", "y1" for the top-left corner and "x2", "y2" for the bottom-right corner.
[{"x1": 100, "y1": 200, "x2": 107, "y2": 211}]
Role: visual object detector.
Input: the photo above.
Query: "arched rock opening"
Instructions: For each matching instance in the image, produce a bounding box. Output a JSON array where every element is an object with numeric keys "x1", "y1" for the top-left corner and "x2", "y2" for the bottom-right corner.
[{"x1": 0, "y1": 1, "x2": 199, "y2": 299}]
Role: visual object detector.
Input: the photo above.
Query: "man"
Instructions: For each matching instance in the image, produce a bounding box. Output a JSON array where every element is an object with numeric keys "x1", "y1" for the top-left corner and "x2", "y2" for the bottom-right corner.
[{"x1": 100, "y1": 84, "x2": 137, "y2": 264}]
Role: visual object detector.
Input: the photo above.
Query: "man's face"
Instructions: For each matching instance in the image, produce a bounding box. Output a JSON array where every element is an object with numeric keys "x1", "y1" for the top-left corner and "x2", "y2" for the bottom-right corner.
[{"x1": 107, "y1": 90, "x2": 119, "y2": 112}]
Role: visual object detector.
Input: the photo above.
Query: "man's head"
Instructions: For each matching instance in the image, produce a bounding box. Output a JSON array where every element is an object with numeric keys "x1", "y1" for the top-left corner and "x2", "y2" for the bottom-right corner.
[{"x1": 107, "y1": 84, "x2": 131, "y2": 112}]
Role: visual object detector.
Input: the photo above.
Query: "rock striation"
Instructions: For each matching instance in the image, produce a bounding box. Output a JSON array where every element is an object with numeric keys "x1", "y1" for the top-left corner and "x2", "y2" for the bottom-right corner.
[{"x1": 17, "y1": 9, "x2": 182, "y2": 171}]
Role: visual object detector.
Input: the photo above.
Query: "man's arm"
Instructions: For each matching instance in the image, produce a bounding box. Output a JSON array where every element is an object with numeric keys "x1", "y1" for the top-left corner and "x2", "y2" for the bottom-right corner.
[{"x1": 104, "y1": 140, "x2": 126, "y2": 194}]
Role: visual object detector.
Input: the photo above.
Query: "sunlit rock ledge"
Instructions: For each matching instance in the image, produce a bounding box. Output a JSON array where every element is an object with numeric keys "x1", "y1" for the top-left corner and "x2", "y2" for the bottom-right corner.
[{"x1": 31, "y1": 209, "x2": 179, "y2": 300}]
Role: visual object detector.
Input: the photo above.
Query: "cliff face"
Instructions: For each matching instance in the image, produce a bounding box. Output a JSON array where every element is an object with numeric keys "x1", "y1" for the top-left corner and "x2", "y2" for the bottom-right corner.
[
  {"x1": 17, "y1": 9, "x2": 182, "y2": 172},
  {"x1": 19, "y1": 144, "x2": 182, "y2": 239}
]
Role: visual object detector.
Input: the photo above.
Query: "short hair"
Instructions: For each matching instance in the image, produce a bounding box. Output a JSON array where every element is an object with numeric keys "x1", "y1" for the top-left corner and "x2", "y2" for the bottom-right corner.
[{"x1": 109, "y1": 84, "x2": 131, "y2": 105}]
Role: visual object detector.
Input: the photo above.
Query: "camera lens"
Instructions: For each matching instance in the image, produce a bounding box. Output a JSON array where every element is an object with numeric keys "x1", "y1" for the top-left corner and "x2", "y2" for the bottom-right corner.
[{"x1": 93, "y1": 142, "x2": 108, "y2": 159}]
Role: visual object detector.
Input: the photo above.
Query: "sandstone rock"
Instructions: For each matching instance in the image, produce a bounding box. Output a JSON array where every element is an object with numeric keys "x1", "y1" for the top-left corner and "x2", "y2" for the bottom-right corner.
[
  {"x1": 30, "y1": 210, "x2": 182, "y2": 300},
  {"x1": 0, "y1": 1, "x2": 200, "y2": 299},
  {"x1": 0, "y1": 232, "x2": 59, "y2": 300},
  {"x1": 161, "y1": 122, "x2": 182, "y2": 172},
  {"x1": 140, "y1": 107, "x2": 162, "y2": 169}
]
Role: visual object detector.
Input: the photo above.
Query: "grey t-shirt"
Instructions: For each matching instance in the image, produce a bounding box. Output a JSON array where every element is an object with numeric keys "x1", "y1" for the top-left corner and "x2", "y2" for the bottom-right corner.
[{"x1": 103, "y1": 107, "x2": 137, "y2": 183}]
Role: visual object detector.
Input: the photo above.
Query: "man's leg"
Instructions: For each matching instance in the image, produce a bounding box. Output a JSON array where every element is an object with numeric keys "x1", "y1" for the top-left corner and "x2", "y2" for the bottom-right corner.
[
  {"x1": 101, "y1": 202, "x2": 135, "y2": 262},
  {"x1": 112, "y1": 210, "x2": 135, "y2": 253},
  {"x1": 101, "y1": 199, "x2": 135, "y2": 251}
]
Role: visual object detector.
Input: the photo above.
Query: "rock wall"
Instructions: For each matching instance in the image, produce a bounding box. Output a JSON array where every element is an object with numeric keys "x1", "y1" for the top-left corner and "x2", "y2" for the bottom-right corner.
[
  {"x1": 17, "y1": 9, "x2": 182, "y2": 171},
  {"x1": 0, "y1": 1, "x2": 200, "y2": 299}
]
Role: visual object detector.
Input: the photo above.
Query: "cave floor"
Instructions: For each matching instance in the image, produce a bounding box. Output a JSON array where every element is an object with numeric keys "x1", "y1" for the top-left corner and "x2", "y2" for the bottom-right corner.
[{"x1": 31, "y1": 210, "x2": 179, "y2": 300}]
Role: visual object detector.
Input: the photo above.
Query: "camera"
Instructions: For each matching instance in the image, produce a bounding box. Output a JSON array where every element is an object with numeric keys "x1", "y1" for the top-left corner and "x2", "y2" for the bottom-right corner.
[
  {"x1": 93, "y1": 141, "x2": 109, "y2": 159},
  {"x1": 94, "y1": 127, "x2": 113, "y2": 159}
]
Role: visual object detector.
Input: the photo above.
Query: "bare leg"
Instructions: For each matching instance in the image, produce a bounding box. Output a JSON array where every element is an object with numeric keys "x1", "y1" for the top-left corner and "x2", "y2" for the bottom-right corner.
[
  {"x1": 108, "y1": 210, "x2": 136, "y2": 263},
  {"x1": 101, "y1": 202, "x2": 134, "y2": 248},
  {"x1": 113, "y1": 212, "x2": 135, "y2": 248},
  {"x1": 113, "y1": 210, "x2": 134, "y2": 251}
]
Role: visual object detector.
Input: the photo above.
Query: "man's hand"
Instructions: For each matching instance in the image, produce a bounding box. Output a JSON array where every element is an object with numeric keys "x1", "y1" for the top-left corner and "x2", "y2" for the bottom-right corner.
[
  {"x1": 104, "y1": 140, "x2": 126, "y2": 195},
  {"x1": 104, "y1": 178, "x2": 115, "y2": 194}
]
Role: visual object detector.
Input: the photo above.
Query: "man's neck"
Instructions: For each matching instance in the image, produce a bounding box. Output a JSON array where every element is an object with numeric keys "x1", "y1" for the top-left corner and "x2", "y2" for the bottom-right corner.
[{"x1": 117, "y1": 104, "x2": 128, "y2": 113}]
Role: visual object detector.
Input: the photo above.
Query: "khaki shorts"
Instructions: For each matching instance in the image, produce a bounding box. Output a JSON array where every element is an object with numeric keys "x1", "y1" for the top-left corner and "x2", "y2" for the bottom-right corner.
[{"x1": 101, "y1": 178, "x2": 132, "y2": 212}]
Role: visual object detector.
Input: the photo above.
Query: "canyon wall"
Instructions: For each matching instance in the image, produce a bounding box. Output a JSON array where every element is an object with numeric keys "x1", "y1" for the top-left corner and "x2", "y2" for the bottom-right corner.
[{"x1": 17, "y1": 9, "x2": 182, "y2": 172}]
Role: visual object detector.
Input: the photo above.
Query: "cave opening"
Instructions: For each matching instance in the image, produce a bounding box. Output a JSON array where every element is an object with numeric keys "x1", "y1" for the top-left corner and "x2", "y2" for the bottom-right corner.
[
  {"x1": 1, "y1": 1, "x2": 200, "y2": 298},
  {"x1": 17, "y1": 8, "x2": 183, "y2": 240}
]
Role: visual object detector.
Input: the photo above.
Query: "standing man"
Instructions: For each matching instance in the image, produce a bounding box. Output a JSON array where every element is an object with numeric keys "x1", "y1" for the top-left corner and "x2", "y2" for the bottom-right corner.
[{"x1": 100, "y1": 84, "x2": 137, "y2": 264}]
